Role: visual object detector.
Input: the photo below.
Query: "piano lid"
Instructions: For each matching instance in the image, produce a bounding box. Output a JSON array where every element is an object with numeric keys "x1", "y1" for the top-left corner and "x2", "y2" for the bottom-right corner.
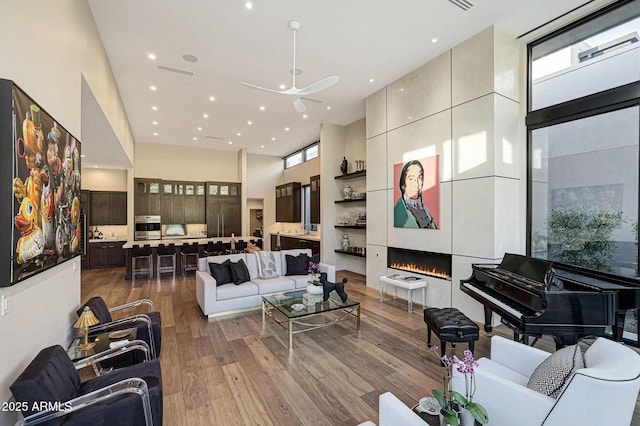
[{"x1": 499, "y1": 253, "x2": 553, "y2": 284}]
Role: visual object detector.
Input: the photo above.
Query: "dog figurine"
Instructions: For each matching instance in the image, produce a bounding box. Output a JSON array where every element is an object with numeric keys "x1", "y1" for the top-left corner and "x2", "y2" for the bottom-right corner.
[{"x1": 319, "y1": 272, "x2": 348, "y2": 302}]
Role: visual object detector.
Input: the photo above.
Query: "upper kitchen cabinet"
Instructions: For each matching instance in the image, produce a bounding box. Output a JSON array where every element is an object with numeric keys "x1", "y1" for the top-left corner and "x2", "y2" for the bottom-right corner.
[
  {"x1": 134, "y1": 178, "x2": 161, "y2": 217},
  {"x1": 276, "y1": 182, "x2": 301, "y2": 223},
  {"x1": 310, "y1": 175, "x2": 320, "y2": 224},
  {"x1": 184, "y1": 182, "x2": 206, "y2": 224},
  {"x1": 90, "y1": 191, "x2": 127, "y2": 225}
]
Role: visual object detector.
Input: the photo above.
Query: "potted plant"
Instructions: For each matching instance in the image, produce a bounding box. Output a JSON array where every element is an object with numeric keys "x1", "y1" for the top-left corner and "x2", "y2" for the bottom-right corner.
[
  {"x1": 429, "y1": 346, "x2": 489, "y2": 426},
  {"x1": 306, "y1": 262, "x2": 323, "y2": 299}
]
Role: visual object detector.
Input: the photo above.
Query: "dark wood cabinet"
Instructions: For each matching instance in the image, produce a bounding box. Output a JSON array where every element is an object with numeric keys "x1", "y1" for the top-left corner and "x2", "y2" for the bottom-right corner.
[
  {"x1": 270, "y1": 234, "x2": 320, "y2": 255},
  {"x1": 89, "y1": 241, "x2": 126, "y2": 268},
  {"x1": 159, "y1": 181, "x2": 205, "y2": 224},
  {"x1": 90, "y1": 191, "x2": 127, "y2": 225},
  {"x1": 276, "y1": 182, "x2": 301, "y2": 223},
  {"x1": 310, "y1": 175, "x2": 320, "y2": 224},
  {"x1": 134, "y1": 179, "x2": 161, "y2": 217},
  {"x1": 206, "y1": 181, "x2": 241, "y2": 237}
]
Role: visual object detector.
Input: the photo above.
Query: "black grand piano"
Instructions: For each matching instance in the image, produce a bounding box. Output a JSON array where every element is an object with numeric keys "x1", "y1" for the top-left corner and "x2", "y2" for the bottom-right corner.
[{"x1": 460, "y1": 253, "x2": 640, "y2": 349}]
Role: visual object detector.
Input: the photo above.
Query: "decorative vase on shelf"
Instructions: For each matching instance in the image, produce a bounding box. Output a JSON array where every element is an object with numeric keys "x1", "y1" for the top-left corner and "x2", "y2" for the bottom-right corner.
[
  {"x1": 343, "y1": 184, "x2": 352, "y2": 200},
  {"x1": 340, "y1": 157, "x2": 348, "y2": 175},
  {"x1": 341, "y1": 234, "x2": 350, "y2": 251}
]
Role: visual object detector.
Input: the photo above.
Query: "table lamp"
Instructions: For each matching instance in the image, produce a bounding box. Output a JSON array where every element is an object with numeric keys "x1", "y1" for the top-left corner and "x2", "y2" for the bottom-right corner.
[{"x1": 74, "y1": 306, "x2": 100, "y2": 350}]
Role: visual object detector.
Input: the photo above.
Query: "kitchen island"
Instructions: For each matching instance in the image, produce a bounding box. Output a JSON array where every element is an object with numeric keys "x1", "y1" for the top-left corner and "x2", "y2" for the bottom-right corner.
[{"x1": 123, "y1": 235, "x2": 262, "y2": 279}]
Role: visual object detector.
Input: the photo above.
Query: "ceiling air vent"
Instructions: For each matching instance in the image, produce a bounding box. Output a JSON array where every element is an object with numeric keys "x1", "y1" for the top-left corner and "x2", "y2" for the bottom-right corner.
[
  {"x1": 448, "y1": 0, "x2": 473, "y2": 11},
  {"x1": 157, "y1": 65, "x2": 194, "y2": 76},
  {"x1": 205, "y1": 135, "x2": 224, "y2": 140}
]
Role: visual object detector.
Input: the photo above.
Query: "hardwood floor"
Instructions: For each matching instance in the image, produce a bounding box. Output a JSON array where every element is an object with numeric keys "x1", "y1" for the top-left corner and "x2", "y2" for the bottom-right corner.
[{"x1": 80, "y1": 268, "x2": 640, "y2": 425}]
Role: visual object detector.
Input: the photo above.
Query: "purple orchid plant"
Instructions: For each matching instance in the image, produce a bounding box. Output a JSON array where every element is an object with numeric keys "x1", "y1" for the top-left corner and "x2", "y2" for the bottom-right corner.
[{"x1": 429, "y1": 346, "x2": 489, "y2": 425}]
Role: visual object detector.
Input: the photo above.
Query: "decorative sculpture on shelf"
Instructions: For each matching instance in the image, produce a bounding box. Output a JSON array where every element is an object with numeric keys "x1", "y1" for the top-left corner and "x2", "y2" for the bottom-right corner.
[
  {"x1": 319, "y1": 272, "x2": 348, "y2": 302},
  {"x1": 340, "y1": 157, "x2": 348, "y2": 175}
]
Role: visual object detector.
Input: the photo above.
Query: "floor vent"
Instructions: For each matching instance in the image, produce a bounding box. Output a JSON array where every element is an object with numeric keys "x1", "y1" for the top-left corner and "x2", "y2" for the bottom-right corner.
[{"x1": 448, "y1": 0, "x2": 474, "y2": 11}]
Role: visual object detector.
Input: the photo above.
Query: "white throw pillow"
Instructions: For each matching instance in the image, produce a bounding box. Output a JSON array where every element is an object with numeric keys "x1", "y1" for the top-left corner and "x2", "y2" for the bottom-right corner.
[
  {"x1": 254, "y1": 252, "x2": 279, "y2": 279},
  {"x1": 527, "y1": 344, "x2": 584, "y2": 398}
]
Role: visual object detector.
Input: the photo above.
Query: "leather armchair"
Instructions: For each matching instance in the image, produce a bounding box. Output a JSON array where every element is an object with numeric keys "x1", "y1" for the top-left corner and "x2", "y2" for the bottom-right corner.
[
  {"x1": 451, "y1": 336, "x2": 640, "y2": 425},
  {"x1": 77, "y1": 297, "x2": 161, "y2": 360},
  {"x1": 11, "y1": 344, "x2": 162, "y2": 426}
]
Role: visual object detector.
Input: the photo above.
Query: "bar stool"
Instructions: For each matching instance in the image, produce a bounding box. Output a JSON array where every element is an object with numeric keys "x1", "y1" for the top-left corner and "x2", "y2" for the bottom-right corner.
[
  {"x1": 236, "y1": 239, "x2": 245, "y2": 253},
  {"x1": 256, "y1": 239, "x2": 263, "y2": 249},
  {"x1": 180, "y1": 243, "x2": 200, "y2": 275},
  {"x1": 156, "y1": 243, "x2": 176, "y2": 277},
  {"x1": 203, "y1": 241, "x2": 222, "y2": 257},
  {"x1": 131, "y1": 244, "x2": 153, "y2": 279}
]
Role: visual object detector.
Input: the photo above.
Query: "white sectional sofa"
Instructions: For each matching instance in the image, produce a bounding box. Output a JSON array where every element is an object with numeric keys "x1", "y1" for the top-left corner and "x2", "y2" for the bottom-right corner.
[{"x1": 195, "y1": 249, "x2": 335, "y2": 317}]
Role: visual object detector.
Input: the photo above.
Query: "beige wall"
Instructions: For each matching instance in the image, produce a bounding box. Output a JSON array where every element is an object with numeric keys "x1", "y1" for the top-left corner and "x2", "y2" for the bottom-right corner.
[
  {"x1": 134, "y1": 143, "x2": 240, "y2": 182},
  {"x1": 0, "y1": 2, "x2": 135, "y2": 422},
  {"x1": 82, "y1": 168, "x2": 128, "y2": 191}
]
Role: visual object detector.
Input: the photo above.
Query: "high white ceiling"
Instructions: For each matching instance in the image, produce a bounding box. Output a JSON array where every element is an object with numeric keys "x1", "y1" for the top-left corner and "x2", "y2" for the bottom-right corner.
[{"x1": 85, "y1": 0, "x2": 593, "y2": 168}]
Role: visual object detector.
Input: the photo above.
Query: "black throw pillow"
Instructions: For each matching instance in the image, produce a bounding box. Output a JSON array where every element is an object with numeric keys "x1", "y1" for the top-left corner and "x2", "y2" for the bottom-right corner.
[
  {"x1": 308, "y1": 253, "x2": 320, "y2": 268},
  {"x1": 209, "y1": 261, "x2": 233, "y2": 286},
  {"x1": 228, "y1": 259, "x2": 251, "y2": 285},
  {"x1": 285, "y1": 253, "x2": 309, "y2": 276}
]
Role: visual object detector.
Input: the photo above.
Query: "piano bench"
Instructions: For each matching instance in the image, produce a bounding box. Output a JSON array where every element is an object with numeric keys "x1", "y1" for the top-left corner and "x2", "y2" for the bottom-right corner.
[{"x1": 423, "y1": 307, "x2": 479, "y2": 357}]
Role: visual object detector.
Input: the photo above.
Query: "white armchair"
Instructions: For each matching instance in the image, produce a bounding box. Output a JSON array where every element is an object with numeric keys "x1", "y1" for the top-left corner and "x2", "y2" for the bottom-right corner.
[
  {"x1": 357, "y1": 392, "x2": 426, "y2": 426},
  {"x1": 452, "y1": 335, "x2": 640, "y2": 425}
]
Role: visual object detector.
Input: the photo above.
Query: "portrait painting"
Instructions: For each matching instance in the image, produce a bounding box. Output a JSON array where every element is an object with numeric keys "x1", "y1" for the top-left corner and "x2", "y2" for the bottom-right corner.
[{"x1": 393, "y1": 156, "x2": 439, "y2": 229}]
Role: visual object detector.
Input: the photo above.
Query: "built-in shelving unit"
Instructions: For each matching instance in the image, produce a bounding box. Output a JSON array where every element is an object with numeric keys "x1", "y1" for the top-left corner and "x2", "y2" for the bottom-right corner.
[
  {"x1": 335, "y1": 225, "x2": 366, "y2": 230},
  {"x1": 334, "y1": 249, "x2": 366, "y2": 258},
  {"x1": 335, "y1": 198, "x2": 366, "y2": 204},
  {"x1": 334, "y1": 170, "x2": 366, "y2": 180}
]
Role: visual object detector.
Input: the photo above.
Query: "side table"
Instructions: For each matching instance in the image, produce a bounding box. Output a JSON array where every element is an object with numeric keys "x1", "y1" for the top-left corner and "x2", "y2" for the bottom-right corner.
[{"x1": 380, "y1": 274, "x2": 427, "y2": 313}]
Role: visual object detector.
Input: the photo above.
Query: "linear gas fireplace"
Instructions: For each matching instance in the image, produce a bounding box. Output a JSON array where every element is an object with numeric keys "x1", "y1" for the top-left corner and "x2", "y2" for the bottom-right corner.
[{"x1": 387, "y1": 247, "x2": 452, "y2": 280}]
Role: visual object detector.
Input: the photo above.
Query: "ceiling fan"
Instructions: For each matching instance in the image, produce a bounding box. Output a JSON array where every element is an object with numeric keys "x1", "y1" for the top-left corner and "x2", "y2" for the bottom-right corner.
[{"x1": 241, "y1": 20, "x2": 339, "y2": 113}]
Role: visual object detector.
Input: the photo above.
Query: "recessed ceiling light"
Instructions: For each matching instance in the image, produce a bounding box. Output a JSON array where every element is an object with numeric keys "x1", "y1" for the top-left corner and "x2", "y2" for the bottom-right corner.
[
  {"x1": 279, "y1": 84, "x2": 286, "y2": 89},
  {"x1": 182, "y1": 53, "x2": 198, "y2": 63},
  {"x1": 259, "y1": 106, "x2": 265, "y2": 111},
  {"x1": 247, "y1": 121, "x2": 252, "y2": 125},
  {"x1": 260, "y1": 145, "x2": 264, "y2": 148},
  {"x1": 245, "y1": 1, "x2": 253, "y2": 10},
  {"x1": 209, "y1": 96, "x2": 215, "y2": 101},
  {"x1": 228, "y1": 141, "x2": 233, "y2": 145},
  {"x1": 326, "y1": 106, "x2": 331, "y2": 110},
  {"x1": 152, "y1": 121, "x2": 158, "y2": 125},
  {"x1": 93, "y1": 165, "x2": 99, "y2": 168},
  {"x1": 80, "y1": 154, "x2": 86, "y2": 158},
  {"x1": 237, "y1": 132, "x2": 242, "y2": 136},
  {"x1": 153, "y1": 132, "x2": 158, "y2": 136},
  {"x1": 148, "y1": 53, "x2": 156, "y2": 60},
  {"x1": 197, "y1": 127, "x2": 202, "y2": 131},
  {"x1": 285, "y1": 127, "x2": 290, "y2": 131},
  {"x1": 431, "y1": 38, "x2": 438, "y2": 43},
  {"x1": 151, "y1": 106, "x2": 158, "y2": 111},
  {"x1": 302, "y1": 114, "x2": 308, "y2": 119},
  {"x1": 271, "y1": 137, "x2": 276, "y2": 141},
  {"x1": 203, "y1": 113, "x2": 208, "y2": 118},
  {"x1": 193, "y1": 137, "x2": 198, "y2": 141},
  {"x1": 368, "y1": 78, "x2": 374, "y2": 83},
  {"x1": 150, "y1": 85, "x2": 157, "y2": 91}
]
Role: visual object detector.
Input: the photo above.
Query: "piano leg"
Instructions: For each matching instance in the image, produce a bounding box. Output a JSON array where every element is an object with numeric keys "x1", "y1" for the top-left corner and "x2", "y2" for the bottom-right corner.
[{"x1": 483, "y1": 307, "x2": 493, "y2": 335}]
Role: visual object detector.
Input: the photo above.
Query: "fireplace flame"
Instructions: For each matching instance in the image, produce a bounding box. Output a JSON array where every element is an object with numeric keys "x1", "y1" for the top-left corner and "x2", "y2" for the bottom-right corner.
[{"x1": 389, "y1": 262, "x2": 450, "y2": 279}]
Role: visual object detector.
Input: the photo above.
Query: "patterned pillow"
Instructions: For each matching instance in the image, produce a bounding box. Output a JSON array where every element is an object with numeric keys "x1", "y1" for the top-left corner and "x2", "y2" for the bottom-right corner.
[
  {"x1": 254, "y1": 252, "x2": 279, "y2": 279},
  {"x1": 526, "y1": 344, "x2": 584, "y2": 398}
]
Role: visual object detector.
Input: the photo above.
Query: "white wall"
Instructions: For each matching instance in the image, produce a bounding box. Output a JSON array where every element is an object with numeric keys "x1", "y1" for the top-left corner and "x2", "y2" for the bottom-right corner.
[
  {"x1": 246, "y1": 153, "x2": 283, "y2": 238},
  {"x1": 0, "y1": 2, "x2": 134, "y2": 423},
  {"x1": 81, "y1": 168, "x2": 128, "y2": 191}
]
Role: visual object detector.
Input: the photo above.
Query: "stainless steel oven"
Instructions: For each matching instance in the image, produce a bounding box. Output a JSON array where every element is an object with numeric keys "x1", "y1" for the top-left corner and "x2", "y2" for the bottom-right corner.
[{"x1": 134, "y1": 215, "x2": 161, "y2": 240}]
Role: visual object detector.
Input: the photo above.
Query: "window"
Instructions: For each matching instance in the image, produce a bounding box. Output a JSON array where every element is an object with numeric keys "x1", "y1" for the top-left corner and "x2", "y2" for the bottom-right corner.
[
  {"x1": 284, "y1": 142, "x2": 319, "y2": 169},
  {"x1": 527, "y1": 0, "x2": 640, "y2": 344}
]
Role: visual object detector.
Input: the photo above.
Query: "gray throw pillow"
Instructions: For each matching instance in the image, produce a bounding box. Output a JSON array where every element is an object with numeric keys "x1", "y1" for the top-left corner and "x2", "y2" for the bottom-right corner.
[{"x1": 527, "y1": 344, "x2": 584, "y2": 398}]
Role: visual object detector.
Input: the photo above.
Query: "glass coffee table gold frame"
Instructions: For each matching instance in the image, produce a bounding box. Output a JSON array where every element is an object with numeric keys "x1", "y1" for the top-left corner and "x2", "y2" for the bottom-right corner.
[{"x1": 262, "y1": 289, "x2": 361, "y2": 351}]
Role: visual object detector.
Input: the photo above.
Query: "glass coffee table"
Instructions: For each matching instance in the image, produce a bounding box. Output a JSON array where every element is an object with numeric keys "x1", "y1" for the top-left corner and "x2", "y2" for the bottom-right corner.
[{"x1": 262, "y1": 289, "x2": 360, "y2": 351}]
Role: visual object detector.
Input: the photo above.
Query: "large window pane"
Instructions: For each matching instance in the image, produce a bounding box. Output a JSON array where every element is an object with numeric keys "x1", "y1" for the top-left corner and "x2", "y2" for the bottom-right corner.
[
  {"x1": 531, "y1": 14, "x2": 640, "y2": 110},
  {"x1": 531, "y1": 106, "x2": 639, "y2": 278}
]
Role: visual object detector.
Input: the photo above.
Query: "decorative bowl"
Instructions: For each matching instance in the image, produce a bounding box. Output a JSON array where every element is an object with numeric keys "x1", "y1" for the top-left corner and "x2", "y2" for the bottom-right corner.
[{"x1": 419, "y1": 396, "x2": 440, "y2": 415}]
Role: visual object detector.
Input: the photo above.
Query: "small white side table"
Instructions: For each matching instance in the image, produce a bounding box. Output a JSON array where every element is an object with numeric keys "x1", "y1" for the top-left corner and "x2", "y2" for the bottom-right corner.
[{"x1": 379, "y1": 275, "x2": 427, "y2": 313}]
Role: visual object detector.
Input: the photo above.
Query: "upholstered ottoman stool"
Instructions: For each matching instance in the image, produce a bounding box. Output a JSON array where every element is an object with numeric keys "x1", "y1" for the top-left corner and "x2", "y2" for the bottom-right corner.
[{"x1": 423, "y1": 307, "x2": 479, "y2": 357}]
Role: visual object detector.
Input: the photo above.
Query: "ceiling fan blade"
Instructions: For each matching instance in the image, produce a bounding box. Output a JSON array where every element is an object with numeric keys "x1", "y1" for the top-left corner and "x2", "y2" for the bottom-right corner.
[
  {"x1": 293, "y1": 98, "x2": 306, "y2": 113},
  {"x1": 301, "y1": 97, "x2": 322, "y2": 103},
  {"x1": 296, "y1": 75, "x2": 339, "y2": 95},
  {"x1": 240, "y1": 81, "x2": 286, "y2": 94}
]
